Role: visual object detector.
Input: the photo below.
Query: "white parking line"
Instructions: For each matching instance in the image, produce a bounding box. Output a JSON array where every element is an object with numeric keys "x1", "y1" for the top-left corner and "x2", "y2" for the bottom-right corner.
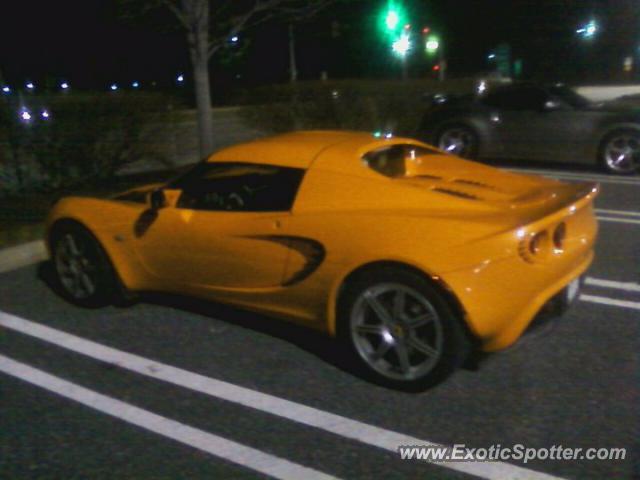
[
  {"x1": 596, "y1": 209, "x2": 640, "y2": 218},
  {"x1": 585, "y1": 277, "x2": 640, "y2": 293},
  {"x1": 580, "y1": 294, "x2": 640, "y2": 311},
  {"x1": 0, "y1": 354, "x2": 338, "y2": 480},
  {"x1": 0, "y1": 311, "x2": 563, "y2": 480},
  {"x1": 596, "y1": 216, "x2": 640, "y2": 226}
]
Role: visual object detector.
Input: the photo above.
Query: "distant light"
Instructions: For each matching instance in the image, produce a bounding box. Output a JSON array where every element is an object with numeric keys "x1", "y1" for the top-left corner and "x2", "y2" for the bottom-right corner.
[
  {"x1": 385, "y1": 10, "x2": 400, "y2": 30},
  {"x1": 177, "y1": 74, "x2": 184, "y2": 83},
  {"x1": 331, "y1": 90, "x2": 340, "y2": 99},
  {"x1": 477, "y1": 80, "x2": 488, "y2": 94},
  {"x1": 577, "y1": 19, "x2": 598, "y2": 39},
  {"x1": 403, "y1": 24, "x2": 411, "y2": 30},
  {"x1": 433, "y1": 93, "x2": 447, "y2": 104},
  {"x1": 433, "y1": 64, "x2": 441, "y2": 71},
  {"x1": 1, "y1": 86, "x2": 10, "y2": 94},
  {"x1": 488, "y1": 53, "x2": 496, "y2": 60},
  {"x1": 373, "y1": 131, "x2": 383, "y2": 138},
  {"x1": 41, "y1": 110, "x2": 50, "y2": 119},
  {"x1": 385, "y1": 132, "x2": 393, "y2": 139},
  {"x1": 110, "y1": 83, "x2": 118, "y2": 91},
  {"x1": 132, "y1": 81, "x2": 140, "y2": 88},
  {"x1": 20, "y1": 110, "x2": 32, "y2": 122},
  {"x1": 422, "y1": 26, "x2": 430, "y2": 34},
  {"x1": 425, "y1": 37, "x2": 440, "y2": 53},
  {"x1": 392, "y1": 33, "x2": 411, "y2": 57},
  {"x1": 26, "y1": 82, "x2": 35, "y2": 90},
  {"x1": 60, "y1": 82, "x2": 69, "y2": 90},
  {"x1": 230, "y1": 35, "x2": 239, "y2": 43}
]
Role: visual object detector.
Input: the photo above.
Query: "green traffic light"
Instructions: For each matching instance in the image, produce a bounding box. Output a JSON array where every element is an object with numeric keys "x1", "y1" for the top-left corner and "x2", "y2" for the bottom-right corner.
[
  {"x1": 386, "y1": 10, "x2": 400, "y2": 30},
  {"x1": 380, "y1": 1, "x2": 406, "y2": 34}
]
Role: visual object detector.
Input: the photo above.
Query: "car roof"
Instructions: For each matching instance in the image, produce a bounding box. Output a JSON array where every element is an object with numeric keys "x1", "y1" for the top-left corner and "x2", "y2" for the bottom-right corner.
[{"x1": 207, "y1": 130, "x2": 420, "y2": 170}]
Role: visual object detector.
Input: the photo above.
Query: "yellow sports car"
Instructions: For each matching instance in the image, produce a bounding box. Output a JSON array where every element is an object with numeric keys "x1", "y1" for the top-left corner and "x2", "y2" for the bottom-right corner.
[{"x1": 46, "y1": 131, "x2": 599, "y2": 390}]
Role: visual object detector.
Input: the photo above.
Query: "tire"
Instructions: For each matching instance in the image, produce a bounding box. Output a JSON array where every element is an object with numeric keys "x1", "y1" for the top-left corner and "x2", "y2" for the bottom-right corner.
[
  {"x1": 599, "y1": 129, "x2": 640, "y2": 175},
  {"x1": 50, "y1": 222, "x2": 126, "y2": 308},
  {"x1": 337, "y1": 267, "x2": 470, "y2": 392},
  {"x1": 436, "y1": 125, "x2": 479, "y2": 159}
]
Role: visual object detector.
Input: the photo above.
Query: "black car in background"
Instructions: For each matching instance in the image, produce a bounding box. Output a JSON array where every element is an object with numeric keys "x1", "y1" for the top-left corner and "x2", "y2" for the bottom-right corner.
[{"x1": 418, "y1": 83, "x2": 640, "y2": 174}]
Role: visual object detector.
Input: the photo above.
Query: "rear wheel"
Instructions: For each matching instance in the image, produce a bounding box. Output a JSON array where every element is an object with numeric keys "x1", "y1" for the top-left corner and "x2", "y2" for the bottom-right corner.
[
  {"x1": 51, "y1": 223, "x2": 124, "y2": 308},
  {"x1": 437, "y1": 125, "x2": 479, "y2": 159},
  {"x1": 599, "y1": 129, "x2": 640, "y2": 174},
  {"x1": 337, "y1": 267, "x2": 469, "y2": 391}
]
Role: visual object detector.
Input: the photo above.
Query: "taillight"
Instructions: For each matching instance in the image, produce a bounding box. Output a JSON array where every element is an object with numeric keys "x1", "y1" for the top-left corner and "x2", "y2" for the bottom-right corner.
[
  {"x1": 529, "y1": 231, "x2": 550, "y2": 256},
  {"x1": 519, "y1": 229, "x2": 551, "y2": 263}
]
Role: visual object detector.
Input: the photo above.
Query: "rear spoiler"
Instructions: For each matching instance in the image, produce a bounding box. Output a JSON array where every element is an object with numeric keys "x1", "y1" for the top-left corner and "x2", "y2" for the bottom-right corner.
[{"x1": 519, "y1": 181, "x2": 600, "y2": 230}]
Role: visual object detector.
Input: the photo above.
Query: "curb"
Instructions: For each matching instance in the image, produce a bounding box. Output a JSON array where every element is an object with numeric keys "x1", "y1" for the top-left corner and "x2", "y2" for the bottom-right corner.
[{"x1": 0, "y1": 240, "x2": 48, "y2": 275}]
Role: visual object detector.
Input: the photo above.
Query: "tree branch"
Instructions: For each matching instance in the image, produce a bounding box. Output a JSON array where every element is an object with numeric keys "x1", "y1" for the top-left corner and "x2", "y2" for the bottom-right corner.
[
  {"x1": 159, "y1": 0, "x2": 190, "y2": 29},
  {"x1": 207, "y1": 0, "x2": 336, "y2": 59}
]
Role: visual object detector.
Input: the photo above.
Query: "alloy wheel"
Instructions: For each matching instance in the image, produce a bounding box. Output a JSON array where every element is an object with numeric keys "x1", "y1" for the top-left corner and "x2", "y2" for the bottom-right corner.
[
  {"x1": 438, "y1": 127, "x2": 476, "y2": 158},
  {"x1": 604, "y1": 134, "x2": 640, "y2": 174},
  {"x1": 54, "y1": 233, "x2": 98, "y2": 300},
  {"x1": 349, "y1": 283, "x2": 444, "y2": 382}
]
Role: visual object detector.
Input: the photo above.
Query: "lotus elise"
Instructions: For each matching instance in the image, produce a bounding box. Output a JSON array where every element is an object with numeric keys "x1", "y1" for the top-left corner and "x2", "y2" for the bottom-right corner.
[{"x1": 46, "y1": 131, "x2": 599, "y2": 390}]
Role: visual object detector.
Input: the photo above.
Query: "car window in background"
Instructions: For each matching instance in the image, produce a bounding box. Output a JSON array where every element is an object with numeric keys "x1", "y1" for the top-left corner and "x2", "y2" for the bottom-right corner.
[
  {"x1": 175, "y1": 163, "x2": 305, "y2": 212},
  {"x1": 483, "y1": 86, "x2": 549, "y2": 111},
  {"x1": 547, "y1": 85, "x2": 592, "y2": 109}
]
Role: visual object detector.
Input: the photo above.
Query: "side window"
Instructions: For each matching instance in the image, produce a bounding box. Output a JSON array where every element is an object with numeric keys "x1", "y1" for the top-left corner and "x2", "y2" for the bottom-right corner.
[
  {"x1": 176, "y1": 163, "x2": 305, "y2": 212},
  {"x1": 483, "y1": 87, "x2": 548, "y2": 111}
]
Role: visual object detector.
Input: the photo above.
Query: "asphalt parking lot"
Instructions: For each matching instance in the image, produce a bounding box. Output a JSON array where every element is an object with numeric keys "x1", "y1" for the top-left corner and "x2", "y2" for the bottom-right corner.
[{"x1": 1, "y1": 166, "x2": 639, "y2": 480}]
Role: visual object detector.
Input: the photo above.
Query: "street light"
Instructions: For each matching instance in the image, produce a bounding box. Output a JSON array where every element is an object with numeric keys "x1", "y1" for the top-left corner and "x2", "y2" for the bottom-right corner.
[
  {"x1": 392, "y1": 33, "x2": 411, "y2": 57},
  {"x1": 20, "y1": 109, "x2": 32, "y2": 123},
  {"x1": 1, "y1": 86, "x2": 10, "y2": 94},
  {"x1": 577, "y1": 19, "x2": 598, "y2": 39}
]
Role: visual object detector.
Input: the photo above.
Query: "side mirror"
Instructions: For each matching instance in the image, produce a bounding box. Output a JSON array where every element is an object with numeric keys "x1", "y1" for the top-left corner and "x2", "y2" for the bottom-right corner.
[{"x1": 149, "y1": 189, "x2": 166, "y2": 210}]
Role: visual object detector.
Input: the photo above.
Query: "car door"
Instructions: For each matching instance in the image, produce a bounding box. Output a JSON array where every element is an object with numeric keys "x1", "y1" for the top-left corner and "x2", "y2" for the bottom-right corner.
[
  {"x1": 482, "y1": 85, "x2": 552, "y2": 160},
  {"x1": 132, "y1": 162, "x2": 305, "y2": 292},
  {"x1": 484, "y1": 86, "x2": 591, "y2": 162}
]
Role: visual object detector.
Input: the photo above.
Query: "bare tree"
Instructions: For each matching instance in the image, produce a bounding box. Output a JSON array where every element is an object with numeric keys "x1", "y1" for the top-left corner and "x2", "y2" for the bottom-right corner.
[{"x1": 122, "y1": 0, "x2": 335, "y2": 158}]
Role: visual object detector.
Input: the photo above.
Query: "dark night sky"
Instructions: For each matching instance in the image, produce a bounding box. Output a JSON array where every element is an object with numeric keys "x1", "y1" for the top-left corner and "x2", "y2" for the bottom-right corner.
[{"x1": 1, "y1": 1, "x2": 639, "y2": 90}]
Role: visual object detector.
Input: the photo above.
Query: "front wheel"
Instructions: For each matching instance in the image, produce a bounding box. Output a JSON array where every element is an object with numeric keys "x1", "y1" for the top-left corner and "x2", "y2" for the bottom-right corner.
[
  {"x1": 599, "y1": 130, "x2": 640, "y2": 175},
  {"x1": 337, "y1": 268, "x2": 469, "y2": 391},
  {"x1": 51, "y1": 223, "x2": 124, "y2": 308}
]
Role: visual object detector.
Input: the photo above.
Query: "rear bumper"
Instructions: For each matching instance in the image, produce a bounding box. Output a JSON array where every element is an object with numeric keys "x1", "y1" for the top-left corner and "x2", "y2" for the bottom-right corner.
[{"x1": 442, "y1": 248, "x2": 593, "y2": 352}]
